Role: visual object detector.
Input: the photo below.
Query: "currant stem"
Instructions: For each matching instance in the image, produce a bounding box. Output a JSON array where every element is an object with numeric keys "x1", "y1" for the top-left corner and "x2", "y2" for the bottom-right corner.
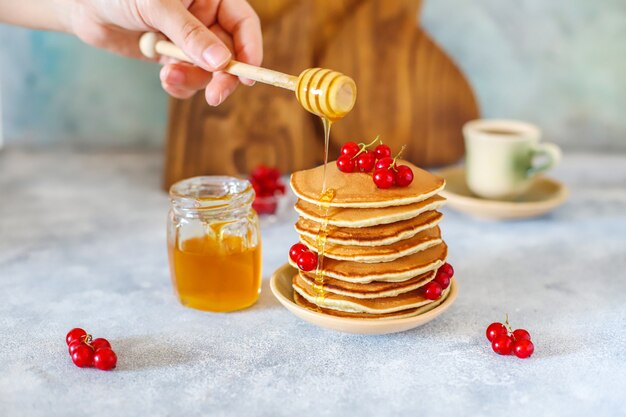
[
  {"x1": 504, "y1": 313, "x2": 514, "y2": 336},
  {"x1": 388, "y1": 145, "x2": 408, "y2": 171},
  {"x1": 81, "y1": 334, "x2": 94, "y2": 349},
  {"x1": 352, "y1": 135, "x2": 381, "y2": 159}
]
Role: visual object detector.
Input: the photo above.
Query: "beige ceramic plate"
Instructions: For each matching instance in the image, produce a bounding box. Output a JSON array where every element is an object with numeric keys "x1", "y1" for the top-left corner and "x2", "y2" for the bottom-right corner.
[
  {"x1": 270, "y1": 263, "x2": 458, "y2": 335},
  {"x1": 437, "y1": 167, "x2": 568, "y2": 220}
]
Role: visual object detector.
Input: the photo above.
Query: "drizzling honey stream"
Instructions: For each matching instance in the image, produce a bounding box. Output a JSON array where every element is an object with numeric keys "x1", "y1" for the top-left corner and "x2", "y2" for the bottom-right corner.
[{"x1": 297, "y1": 68, "x2": 356, "y2": 309}]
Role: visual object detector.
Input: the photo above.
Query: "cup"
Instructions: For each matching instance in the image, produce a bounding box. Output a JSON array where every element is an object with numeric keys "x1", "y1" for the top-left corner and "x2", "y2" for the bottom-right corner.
[{"x1": 463, "y1": 119, "x2": 561, "y2": 200}]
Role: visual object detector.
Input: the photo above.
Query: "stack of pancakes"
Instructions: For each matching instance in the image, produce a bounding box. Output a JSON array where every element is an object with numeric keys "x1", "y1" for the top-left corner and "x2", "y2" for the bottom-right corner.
[{"x1": 289, "y1": 160, "x2": 451, "y2": 320}]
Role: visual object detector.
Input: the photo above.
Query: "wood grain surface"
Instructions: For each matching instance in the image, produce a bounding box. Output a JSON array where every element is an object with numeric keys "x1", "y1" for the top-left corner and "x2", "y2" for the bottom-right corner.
[{"x1": 163, "y1": 0, "x2": 479, "y2": 190}]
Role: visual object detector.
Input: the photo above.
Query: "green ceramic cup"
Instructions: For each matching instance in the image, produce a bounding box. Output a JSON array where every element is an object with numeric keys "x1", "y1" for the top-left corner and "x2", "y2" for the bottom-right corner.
[{"x1": 463, "y1": 119, "x2": 562, "y2": 200}]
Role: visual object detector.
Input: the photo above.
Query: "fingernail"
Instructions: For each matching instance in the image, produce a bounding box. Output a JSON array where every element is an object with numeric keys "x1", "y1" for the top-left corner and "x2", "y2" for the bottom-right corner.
[
  {"x1": 207, "y1": 90, "x2": 222, "y2": 106},
  {"x1": 165, "y1": 68, "x2": 185, "y2": 85},
  {"x1": 202, "y1": 44, "x2": 231, "y2": 69}
]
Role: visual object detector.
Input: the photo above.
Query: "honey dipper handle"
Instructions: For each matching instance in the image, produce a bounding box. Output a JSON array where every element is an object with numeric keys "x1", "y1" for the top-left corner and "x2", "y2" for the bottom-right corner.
[{"x1": 139, "y1": 32, "x2": 298, "y2": 91}]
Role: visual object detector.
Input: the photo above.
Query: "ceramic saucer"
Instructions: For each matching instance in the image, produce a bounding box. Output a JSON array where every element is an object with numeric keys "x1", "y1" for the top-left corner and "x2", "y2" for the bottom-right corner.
[
  {"x1": 437, "y1": 167, "x2": 568, "y2": 220},
  {"x1": 270, "y1": 263, "x2": 458, "y2": 335}
]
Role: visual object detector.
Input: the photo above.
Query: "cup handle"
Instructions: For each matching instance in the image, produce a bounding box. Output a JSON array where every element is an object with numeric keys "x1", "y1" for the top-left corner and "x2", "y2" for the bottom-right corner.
[{"x1": 527, "y1": 143, "x2": 562, "y2": 177}]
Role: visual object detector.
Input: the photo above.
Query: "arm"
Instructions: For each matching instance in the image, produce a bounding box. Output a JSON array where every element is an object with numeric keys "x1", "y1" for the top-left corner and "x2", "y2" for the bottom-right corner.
[
  {"x1": 0, "y1": 0, "x2": 72, "y2": 32},
  {"x1": 0, "y1": 0, "x2": 263, "y2": 106}
]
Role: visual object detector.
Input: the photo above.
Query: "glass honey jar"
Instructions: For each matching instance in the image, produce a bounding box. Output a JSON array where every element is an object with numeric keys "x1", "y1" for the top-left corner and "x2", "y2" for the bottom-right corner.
[{"x1": 167, "y1": 176, "x2": 262, "y2": 312}]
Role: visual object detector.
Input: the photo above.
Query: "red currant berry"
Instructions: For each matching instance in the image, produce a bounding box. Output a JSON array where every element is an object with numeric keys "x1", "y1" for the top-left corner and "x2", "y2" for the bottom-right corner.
[
  {"x1": 297, "y1": 251, "x2": 318, "y2": 272},
  {"x1": 71, "y1": 344, "x2": 95, "y2": 368},
  {"x1": 374, "y1": 144, "x2": 392, "y2": 160},
  {"x1": 340, "y1": 142, "x2": 360, "y2": 158},
  {"x1": 373, "y1": 169, "x2": 396, "y2": 189},
  {"x1": 91, "y1": 338, "x2": 111, "y2": 350},
  {"x1": 66, "y1": 328, "x2": 87, "y2": 346},
  {"x1": 267, "y1": 167, "x2": 281, "y2": 181},
  {"x1": 423, "y1": 281, "x2": 443, "y2": 300},
  {"x1": 336, "y1": 155, "x2": 356, "y2": 173},
  {"x1": 252, "y1": 199, "x2": 277, "y2": 215},
  {"x1": 94, "y1": 348, "x2": 117, "y2": 370},
  {"x1": 68, "y1": 340, "x2": 84, "y2": 356},
  {"x1": 395, "y1": 165, "x2": 414, "y2": 187},
  {"x1": 289, "y1": 243, "x2": 308, "y2": 263},
  {"x1": 512, "y1": 329, "x2": 531, "y2": 342},
  {"x1": 513, "y1": 339, "x2": 534, "y2": 358},
  {"x1": 434, "y1": 269, "x2": 451, "y2": 289},
  {"x1": 492, "y1": 334, "x2": 514, "y2": 355},
  {"x1": 375, "y1": 157, "x2": 394, "y2": 171},
  {"x1": 486, "y1": 322, "x2": 507, "y2": 342},
  {"x1": 250, "y1": 165, "x2": 271, "y2": 181},
  {"x1": 357, "y1": 151, "x2": 376, "y2": 172},
  {"x1": 439, "y1": 262, "x2": 454, "y2": 278}
]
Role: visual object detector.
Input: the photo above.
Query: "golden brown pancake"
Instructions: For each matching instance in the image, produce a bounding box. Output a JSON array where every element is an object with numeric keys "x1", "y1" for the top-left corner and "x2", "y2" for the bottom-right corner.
[
  {"x1": 293, "y1": 273, "x2": 451, "y2": 315},
  {"x1": 289, "y1": 242, "x2": 447, "y2": 283},
  {"x1": 290, "y1": 160, "x2": 445, "y2": 208},
  {"x1": 295, "y1": 195, "x2": 446, "y2": 228},
  {"x1": 299, "y1": 270, "x2": 435, "y2": 299},
  {"x1": 300, "y1": 226, "x2": 442, "y2": 263},
  {"x1": 295, "y1": 211, "x2": 443, "y2": 246},
  {"x1": 293, "y1": 292, "x2": 448, "y2": 320}
]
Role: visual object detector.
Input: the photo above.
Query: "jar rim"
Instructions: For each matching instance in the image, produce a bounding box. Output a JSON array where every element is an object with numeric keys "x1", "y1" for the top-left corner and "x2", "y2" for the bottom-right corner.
[{"x1": 169, "y1": 176, "x2": 254, "y2": 212}]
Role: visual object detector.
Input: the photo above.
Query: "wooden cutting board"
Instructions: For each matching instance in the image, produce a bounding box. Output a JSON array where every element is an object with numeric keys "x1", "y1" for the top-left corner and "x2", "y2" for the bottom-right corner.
[
  {"x1": 163, "y1": 0, "x2": 479, "y2": 190},
  {"x1": 320, "y1": 0, "x2": 479, "y2": 166}
]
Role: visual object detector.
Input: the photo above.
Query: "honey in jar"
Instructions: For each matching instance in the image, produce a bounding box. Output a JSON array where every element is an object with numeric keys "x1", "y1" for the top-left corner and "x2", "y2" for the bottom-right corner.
[{"x1": 167, "y1": 176, "x2": 262, "y2": 312}]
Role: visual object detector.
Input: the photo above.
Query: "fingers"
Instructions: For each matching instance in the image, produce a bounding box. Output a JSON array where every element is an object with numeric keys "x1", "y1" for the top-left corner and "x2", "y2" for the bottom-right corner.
[
  {"x1": 216, "y1": 0, "x2": 263, "y2": 64},
  {"x1": 142, "y1": 0, "x2": 232, "y2": 72},
  {"x1": 160, "y1": 62, "x2": 213, "y2": 99},
  {"x1": 215, "y1": 0, "x2": 263, "y2": 85},
  {"x1": 205, "y1": 72, "x2": 239, "y2": 106}
]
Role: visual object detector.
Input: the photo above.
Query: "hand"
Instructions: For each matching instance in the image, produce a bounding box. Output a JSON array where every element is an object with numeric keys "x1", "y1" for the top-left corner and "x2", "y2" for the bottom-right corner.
[{"x1": 67, "y1": 0, "x2": 263, "y2": 105}]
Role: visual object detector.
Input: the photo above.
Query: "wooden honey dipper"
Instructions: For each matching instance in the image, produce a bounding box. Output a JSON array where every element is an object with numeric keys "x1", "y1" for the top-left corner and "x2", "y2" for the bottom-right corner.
[{"x1": 139, "y1": 33, "x2": 356, "y2": 120}]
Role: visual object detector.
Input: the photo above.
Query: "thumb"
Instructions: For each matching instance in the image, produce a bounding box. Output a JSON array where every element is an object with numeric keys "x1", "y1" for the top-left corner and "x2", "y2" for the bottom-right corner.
[{"x1": 144, "y1": 0, "x2": 232, "y2": 72}]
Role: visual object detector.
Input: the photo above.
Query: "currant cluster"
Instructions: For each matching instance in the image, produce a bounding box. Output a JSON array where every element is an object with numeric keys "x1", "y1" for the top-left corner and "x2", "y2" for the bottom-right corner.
[
  {"x1": 336, "y1": 137, "x2": 414, "y2": 189},
  {"x1": 249, "y1": 165, "x2": 286, "y2": 215},
  {"x1": 423, "y1": 262, "x2": 454, "y2": 300},
  {"x1": 289, "y1": 243, "x2": 318, "y2": 272},
  {"x1": 486, "y1": 317, "x2": 534, "y2": 358},
  {"x1": 66, "y1": 328, "x2": 117, "y2": 370}
]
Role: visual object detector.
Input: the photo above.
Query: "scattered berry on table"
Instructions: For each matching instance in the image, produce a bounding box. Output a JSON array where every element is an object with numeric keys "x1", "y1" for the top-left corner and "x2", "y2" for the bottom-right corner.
[
  {"x1": 486, "y1": 316, "x2": 534, "y2": 359},
  {"x1": 486, "y1": 322, "x2": 507, "y2": 342},
  {"x1": 94, "y1": 347, "x2": 118, "y2": 371},
  {"x1": 492, "y1": 334, "x2": 514, "y2": 355},
  {"x1": 66, "y1": 328, "x2": 87, "y2": 346},
  {"x1": 512, "y1": 329, "x2": 531, "y2": 342},
  {"x1": 71, "y1": 344, "x2": 95, "y2": 368},
  {"x1": 513, "y1": 339, "x2": 534, "y2": 358}
]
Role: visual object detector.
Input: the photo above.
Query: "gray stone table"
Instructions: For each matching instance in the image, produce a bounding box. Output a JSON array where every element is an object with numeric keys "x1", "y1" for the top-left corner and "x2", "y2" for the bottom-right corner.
[{"x1": 1, "y1": 149, "x2": 625, "y2": 417}]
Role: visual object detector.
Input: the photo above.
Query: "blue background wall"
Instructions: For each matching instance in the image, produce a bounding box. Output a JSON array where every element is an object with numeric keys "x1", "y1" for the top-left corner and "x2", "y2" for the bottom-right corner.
[{"x1": 1, "y1": 0, "x2": 625, "y2": 150}]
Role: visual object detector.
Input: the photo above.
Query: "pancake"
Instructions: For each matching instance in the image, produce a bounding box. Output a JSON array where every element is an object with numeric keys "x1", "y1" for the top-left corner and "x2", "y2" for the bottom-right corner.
[
  {"x1": 293, "y1": 291, "x2": 448, "y2": 320},
  {"x1": 300, "y1": 226, "x2": 442, "y2": 263},
  {"x1": 295, "y1": 210, "x2": 443, "y2": 246},
  {"x1": 295, "y1": 195, "x2": 446, "y2": 228},
  {"x1": 298, "y1": 270, "x2": 436, "y2": 299},
  {"x1": 290, "y1": 160, "x2": 445, "y2": 208},
  {"x1": 293, "y1": 273, "x2": 451, "y2": 315},
  {"x1": 289, "y1": 242, "x2": 448, "y2": 283}
]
